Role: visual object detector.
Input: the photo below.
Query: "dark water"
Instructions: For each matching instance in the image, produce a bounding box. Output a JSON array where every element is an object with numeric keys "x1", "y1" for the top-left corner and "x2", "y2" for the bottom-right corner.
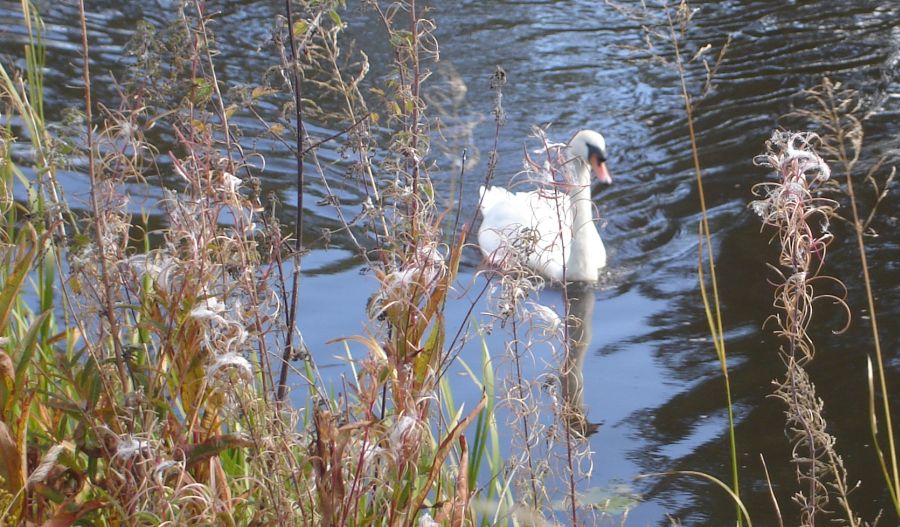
[{"x1": 2, "y1": 0, "x2": 898, "y2": 524}]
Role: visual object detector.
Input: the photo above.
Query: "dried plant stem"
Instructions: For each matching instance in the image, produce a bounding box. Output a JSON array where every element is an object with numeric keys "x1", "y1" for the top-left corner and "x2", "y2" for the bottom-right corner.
[
  {"x1": 408, "y1": 0, "x2": 421, "y2": 224},
  {"x1": 760, "y1": 455, "x2": 785, "y2": 527},
  {"x1": 78, "y1": 0, "x2": 129, "y2": 392},
  {"x1": 665, "y1": 6, "x2": 739, "y2": 518},
  {"x1": 554, "y1": 183, "x2": 579, "y2": 527},
  {"x1": 561, "y1": 300, "x2": 579, "y2": 527},
  {"x1": 277, "y1": 0, "x2": 306, "y2": 404},
  {"x1": 192, "y1": 1, "x2": 274, "y2": 401},
  {"x1": 511, "y1": 317, "x2": 540, "y2": 508},
  {"x1": 837, "y1": 126, "x2": 898, "y2": 511},
  {"x1": 314, "y1": 24, "x2": 389, "y2": 246},
  {"x1": 193, "y1": 1, "x2": 236, "y2": 165}
]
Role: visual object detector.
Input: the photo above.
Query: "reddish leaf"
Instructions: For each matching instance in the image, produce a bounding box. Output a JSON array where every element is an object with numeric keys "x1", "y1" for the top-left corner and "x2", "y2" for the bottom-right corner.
[{"x1": 0, "y1": 419, "x2": 22, "y2": 492}]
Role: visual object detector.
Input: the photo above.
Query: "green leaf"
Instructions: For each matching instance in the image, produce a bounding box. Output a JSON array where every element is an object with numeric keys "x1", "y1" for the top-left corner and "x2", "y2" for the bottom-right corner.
[
  {"x1": 328, "y1": 10, "x2": 342, "y2": 27},
  {"x1": 182, "y1": 434, "x2": 254, "y2": 466},
  {"x1": 414, "y1": 315, "x2": 444, "y2": 383},
  {"x1": 0, "y1": 225, "x2": 37, "y2": 332},
  {"x1": 192, "y1": 79, "x2": 214, "y2": 105},
  {"x1": 292, "y1": 20, "x2": 308, "y2": 36},
  {"x1": 14, "y1": 310, "x2": 50, "y2": 393}
]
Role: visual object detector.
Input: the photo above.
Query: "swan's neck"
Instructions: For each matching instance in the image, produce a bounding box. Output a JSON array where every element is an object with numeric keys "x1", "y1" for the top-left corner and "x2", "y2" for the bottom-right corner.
[{"x1": 565, "y1": 162, "x2": 601, "y2": 281}]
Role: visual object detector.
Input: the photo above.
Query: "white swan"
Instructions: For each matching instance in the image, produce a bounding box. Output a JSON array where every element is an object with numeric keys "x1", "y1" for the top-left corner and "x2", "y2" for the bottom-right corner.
[{"x1": 477, "y1": 130, "x2": 611, "y2": 282}]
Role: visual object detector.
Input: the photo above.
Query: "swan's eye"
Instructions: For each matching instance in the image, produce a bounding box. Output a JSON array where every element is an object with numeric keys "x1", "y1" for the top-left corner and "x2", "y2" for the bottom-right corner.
[{"x1": 587, "y1": 143, "x2": 606, "y2": 163}]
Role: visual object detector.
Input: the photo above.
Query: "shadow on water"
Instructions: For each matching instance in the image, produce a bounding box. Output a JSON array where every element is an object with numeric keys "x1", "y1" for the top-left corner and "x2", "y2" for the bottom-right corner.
[{"x1": 2, "y1": 0, "x2": 898, "y2": 524}]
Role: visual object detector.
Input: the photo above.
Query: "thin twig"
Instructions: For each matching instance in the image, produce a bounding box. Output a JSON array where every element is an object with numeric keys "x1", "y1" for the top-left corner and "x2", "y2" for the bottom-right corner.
[
  {"x1": 277, "y1": 0, "x2": 306, "y2": 403},
  {"x1": 665, "y1": 7, "x2": 739, "y2": 520},
  {"x1": 836, "y1": 107, "x2": 898, "y2": 515},
  {"x1": 78, "y1": 0, "x2": 129, "y2": 393}
]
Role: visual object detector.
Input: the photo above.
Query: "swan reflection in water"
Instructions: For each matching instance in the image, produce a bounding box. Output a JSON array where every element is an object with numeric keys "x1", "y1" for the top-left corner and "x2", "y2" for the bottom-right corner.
[{"x1": 560, "y1": 281, "x2": 601, "y2": 438}]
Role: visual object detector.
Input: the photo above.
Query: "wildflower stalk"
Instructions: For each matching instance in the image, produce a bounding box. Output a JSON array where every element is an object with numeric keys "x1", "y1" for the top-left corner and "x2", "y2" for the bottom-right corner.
[
  {"x1": 752, "y1": 131, "x2": 861, "y2": 526},
  {"x1": 191, "y1": 1, "x2": 276, "y2": 402}
]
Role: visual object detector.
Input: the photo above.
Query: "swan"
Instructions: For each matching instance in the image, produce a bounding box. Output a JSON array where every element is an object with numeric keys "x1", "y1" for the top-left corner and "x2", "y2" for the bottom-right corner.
[{"x1": 477, "y1": 130, "x2": 611, "y2": 282}]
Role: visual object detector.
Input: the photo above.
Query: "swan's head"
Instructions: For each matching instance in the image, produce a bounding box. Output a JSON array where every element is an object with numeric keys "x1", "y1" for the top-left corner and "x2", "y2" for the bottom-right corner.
[{"x1": 568, "y1": 130, "x2": 612, "y2": 186}]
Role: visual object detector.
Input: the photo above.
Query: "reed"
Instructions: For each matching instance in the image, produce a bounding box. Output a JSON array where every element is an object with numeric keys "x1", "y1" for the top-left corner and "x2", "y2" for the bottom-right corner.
[
  {"x1": 605, "y1": 1, "x2": 744, "y2": 521},
  {"x1": 662, "y1": 9, "x2": 740, "y2": 520}
]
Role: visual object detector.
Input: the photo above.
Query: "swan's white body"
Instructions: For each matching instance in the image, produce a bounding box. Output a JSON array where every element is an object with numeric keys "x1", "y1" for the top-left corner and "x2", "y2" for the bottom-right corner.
[{"x1": 477, "y1": 130, "x2": 610, "y2": 283}]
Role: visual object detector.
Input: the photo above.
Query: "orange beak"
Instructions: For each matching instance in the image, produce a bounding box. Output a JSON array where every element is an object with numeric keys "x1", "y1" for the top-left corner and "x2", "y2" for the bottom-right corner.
[{"x1": 591, "y1": 157, "x2": 612, "y2": 185}]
